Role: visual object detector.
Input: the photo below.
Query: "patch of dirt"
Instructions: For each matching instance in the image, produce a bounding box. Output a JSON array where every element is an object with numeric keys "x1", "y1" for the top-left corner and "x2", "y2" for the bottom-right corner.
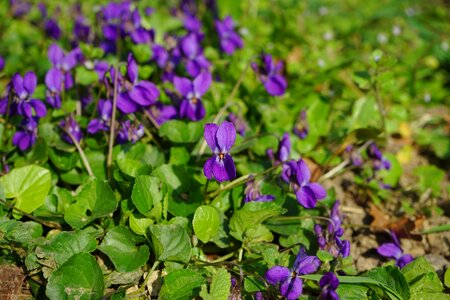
[{"x1": 0, "y1": 265, "x2": 31, "y2": 299}]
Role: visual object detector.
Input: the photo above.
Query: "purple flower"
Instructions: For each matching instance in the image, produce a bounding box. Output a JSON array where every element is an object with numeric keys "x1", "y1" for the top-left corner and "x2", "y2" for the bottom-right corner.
[
  {"x1": 116, "y1": 120, "x2": 144, "y2": 144},
  {"x1": 48, "y1": 44, "x2": 78, "y2": 90},
  {"x1": 244, "y1": 176, "x2": 275, "y2": 203},
  {"x1": 87, "y1": 100, "x2": 112, "y2": 134},
  {"x1": 319, "y1": 272, "x2": 340, "y2": 300},
  {"x1": 10, "y1": 0, "x2": 31, "y2": 18},
  {"x1": 60, "y1": 115, "x2": 82, "y2": 144},
  {"x1": 74, "y1": 16, "x2": 92, "y2": 43},
  {"x1": 180, "y1": 33, "x2": 211, "y2": 77},
  {"x1": 11, "y1": 72, "x2": 47, "y2": 118},
  {"x1": 147, "y1": 102, "x2": 178, "y2": 125},
  {"x1": 44, "y1": 18, "x2": 61, "y2": 40},
  {"x1": 293, "y1": 110, "x2": 308, "y2": 139},
  {"x1": 252, "y1": 54, "x2": 287, "y2": 96},
  {"x1": 12, "y1": 117, "x2": 38, "y2": 151},
  {"x1": 227, "y1": 113, "x2": 248, "y2": 136},
  {"x1": 203, "y1": 121, "x2": 237, "y2": 182},
  {"x1": 282, "y1": 159, "x2": 326, "y2": 208},
  {"x1": 345, "y1": 145, "x2": 363, "y2": 167},
  {"x1": 174, "y1": 72, "x2": 211, "y2": 121},
  {"x1": 367, "y1": 143, "x2": 391, "y2": 171},
  {"x1": 116, "y1": 54, "x2": 160, "y2": 114},
  {"x1": 265, "y1": 248, "x2": 321, "y2": 300},
  {"x1": 0, "y1": 56, "x2": 5, "y2": 72},
  {"x1": 45, "y1": 68, "x2": 63, "y2": 108},
  {"x1": 215, "y1": 16, "x2": 243, "y2": 55},
  {"x1": 184, "y1": 14, "x2": 202, "y2": 33},
  {"x1": 377, "y1": 231, "x2": 414, "y2": 268},
  {"x1": 268, "y1": 133, "x2": 291, "y2": 164},
  {"x1": 315, "y1": 201, "x2": 351, "y2": 258}
]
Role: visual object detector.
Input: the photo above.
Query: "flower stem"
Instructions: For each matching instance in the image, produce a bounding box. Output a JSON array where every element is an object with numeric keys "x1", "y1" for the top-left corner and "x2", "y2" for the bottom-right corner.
[
  {"x1": 63, "y1": 128, "x2": 93, "y2": 177},
  {"x1": 107, "y1": 65, "x2": 119, "y2": 181}
]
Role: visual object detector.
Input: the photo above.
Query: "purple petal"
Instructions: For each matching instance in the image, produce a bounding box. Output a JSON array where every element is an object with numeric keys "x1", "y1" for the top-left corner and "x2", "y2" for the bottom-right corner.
[
  {"x1": 264, "y1": 75, "x2": 286, "y2": 96},
  {"x1": 220, "y1": 39, "x2": 237, "y2": 55},
  {"x1": 48, "y1": 43, "x2": 64, "y2": 65},
  {"x1": 295, "y1": 255, "x2": 321, "y2": 275},
  {"x1": 193, "y1": 72, "x2": 212, "y2": 96},
  {"x1": 13, "y1": 131, "x2": 32, "y2": 151},
  {"x1": 173, "y1": 76, "x2": 192, "y2": 96},
  {"x1": 64, "y1": 72, "x2": 74, "y2": 90},
  {"x1": 23, "y1": 72, "x2": 37, "y2": 94},
  {"x1": 397, "y1": 255, "x2": 414, "y2": 268},
  {"x1": 309, "y1": 183, "x2": 326, "y2": 200},
  {"x1": 216, "y1": 121, "x2": 236, "y2": 152},
  {"x1": 117, "y1": 92, "x2": 139, "y2": 114},
  {"x1": 265, "y1": 266, "x2": 290, "y2": 285},
  {"x1": 212, "y1": 154, "x2": 236, "y2": 182},
  {"x1": 204, "y1": 123, "x2": 219, "y2": 151},
  {"x1": 296, "y1": 159, "x2": 311, "y2": 185},
  {"x1": 319, "y1": 272, "x2": 339, "y2": 290},
  {"x1": 296, "y1": 186, "x2": 318, "y2": 208},
  {"x1": 129, "y1": 82, "x2": 159, "y2": 106},
  {"x1": 127, "y1": 54, "x2": 138, "y2": 83},
  {"x1": 203, "y1": 156, "x2": 215, "y2": 180},
  {"x1": 180, "y1": 33, "x2": 200, "y2": 58},
  {"x1": 377, "y1": 243, "x2": 402, "y2": 259},
  {"x1": 45, "y1": 68, "x2": 63, "y2": 91},
  {"x1": 12, "y1": 74, "x2": 25, "y2": 97},
  {"x1": 29, "y1": 100, "x2": 47, "y2": 117},
  {"x1": 280, "y1": 277, "x2": 303, "y2": 300}
]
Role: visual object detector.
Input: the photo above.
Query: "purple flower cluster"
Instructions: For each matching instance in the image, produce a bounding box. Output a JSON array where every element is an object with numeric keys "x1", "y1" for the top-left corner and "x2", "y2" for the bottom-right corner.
[
  {"x1": 215, "y1": 16, "x2": 243, "y2": 55},
  {"x1": 314, "y1": 201, "x2": 351, "y2": 258},
  {"x1": 367, "y1": 143, "x2": 391, "y2": 171},
  {"x1": 377, "y1": 231, "x2": 413, "y2": 268},
  {"x1": 252, "y1": 54, "x2": 288, "y2": 96},
  {"x1": 265, "y1": 248, "x2": 321, "y2": 300}
]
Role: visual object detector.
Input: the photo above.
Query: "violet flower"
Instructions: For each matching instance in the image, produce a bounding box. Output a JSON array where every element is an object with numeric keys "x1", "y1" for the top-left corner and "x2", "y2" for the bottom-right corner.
[
  {"x1": 44, "y1": 18, "x2": 61, "y2": 40},
  {"x1": 268, "y1": 133, "x2": 291, "y2": 164},
  {"x1": 265, "y1": 248, "x2": 321, "y2": 300},
  {"x1": 345, "y1": 145, "x2": 363, "y2": 167},
  {"x1": 319, "y1": 272, "x2": 340, "y2": 300},
  {"x1": 0, "y1": 56, "x2": 4, "y2": 72},
  {"x1": 116, "y1": 120, "x2": 144, "y2": 144},
  {"x1": 116, "y1": 54, "x2": 160, "y2": 114},
  {"x1": 147, "y1": 102, "x2": 178, "y2": 126},
  {"x1": 315, "y1": 201, "x2": 351, "y2": 258},
  {"x1": 87, "y1": 100, "x2": 112, "y2": 134},
  {"x1": 282, "y1": 159, "x2": 326, "y2": 208},
  {"x1": 174, "y1": 71, "x2": 211, "y2": 121},
  {"x1": 244, "y1": 176, "x2": 275, "y2": 203},
  {"x1": 203, "y1": 121, "x2": 237, "y2": 182},
  {"x1": 10, "y1": 0, "x2": 31, "y2": 18},
  {"x1": 12, "y1": 117, "x2": 38, "y2": 151},
  {"x1": 227, "y1": 113, "x2": 248, "y2": 137},
  {"x1": 48, "y1": 44, "x2": 78, "y2": 90},
  {"x1": 180, "y1": 33, "x2": 211, "y2": 77},
  {"x1": 377, "y1": 231, "x2": 413, "y2": 268},
  {"x1": 11, "y1": 72, "x2": 47, "y2": 118},
  {"x1": 367, "y1": 143, "x2": 391, "y2": 171},
  {"x1": 293, "y1": 110, "x2": 308, "y2": 139},
  {"x1": 215, "y1": 16, "x2": 243, "y2": 55},
  {"x1": 60, "y1": 116, "x2": 82, "y2": 145},
  {"x1": 45, "y1": 68, "x2": 63, "y2": 108},
  {"x1": 252, "y1": 54, "x2": 287, "y2": 96},
  {"x1": 74, "y1": 15, "x2": 92, "y2": 43}
]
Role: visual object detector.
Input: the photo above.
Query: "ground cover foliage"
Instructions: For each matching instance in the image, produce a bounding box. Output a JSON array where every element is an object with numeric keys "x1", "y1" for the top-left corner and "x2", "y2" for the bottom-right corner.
[{"x1": 0, "y1": 0, "x2": 449, "y2": 299}]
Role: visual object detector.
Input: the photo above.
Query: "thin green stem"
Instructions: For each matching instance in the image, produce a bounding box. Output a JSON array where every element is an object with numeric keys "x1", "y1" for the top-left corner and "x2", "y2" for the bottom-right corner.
[
  {"x1": 374, "y1": 69, "x2": 387, "y2": 142},
  {"x1": 107, "y1": 65, "x2": 119, "y2": 181},
  {"x1": 63, "y1": 128, "x2": 93, "y2": 176}
]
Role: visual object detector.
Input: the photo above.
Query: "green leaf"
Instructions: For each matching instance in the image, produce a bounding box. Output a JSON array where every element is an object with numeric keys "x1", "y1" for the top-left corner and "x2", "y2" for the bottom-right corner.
[
  {"x1": 336, "y1": 284, "x2": 369, "y2": 299},
  {"x1": 444, "y1": 268, "x2": 450, "y2": 288},
  {"x1": 37, "y1": 230, "x2": 97, "y2": 268},
  {"x1": 364, "y1": 266, "x2": 410, "y2": 300},
  {"x1": 159, "y1": 269, "x2": 204, "y2": 300},
  {"x1": 413, "y1": 165, "x2": 445, "y2": 196},
  {"x1": 193, "y1": 205, "x2": 220, "y2": 243},
  {"x1": 129, "y1": 213, "x2": 153, "y2": 236},
  {"x1": 148, "y1": 223, "x2": 191, "y2": 263},
  {"x1": 0, "y1": 165, "x2": 51, "y2": 215},
  {"x1": 98, "y1": 225, "x2": 150, "y2": 273},
  {"x1": 317, "y1": 250, "x2": 334, "y2": 263},
  {"x1": 75, "y1": 67, "x2": 99, "y2": 86},
  {"x1": 200, "y1": 268, "x2": 231, "y2": 300},
  {"x1": 0, "y1": 219, "x2": 43, "y2": 247},
  {"x1": 350, "y1": 97, "x2": 381, "y2": 130},
  {"x1": 159, "y1": 120, "x2": 203, "y2": 143},
  {"x1": 64, "y1": 178, "x2": 118, "y2": 229},
  {"x1": 131, "y1": 175, "x2": 164, "y2": 215},
  {"x1": 46, "y1": 253, "x2": 104, "y2": 300},
  {"x1": 401, "y1": 257, "x2": 445, "y2": 299}
]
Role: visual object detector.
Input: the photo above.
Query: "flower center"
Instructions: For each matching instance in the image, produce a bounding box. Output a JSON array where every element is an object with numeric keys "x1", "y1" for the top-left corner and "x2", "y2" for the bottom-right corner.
[{"x1": 218, "y1": 153, "x2": 225, "y2": 160}]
